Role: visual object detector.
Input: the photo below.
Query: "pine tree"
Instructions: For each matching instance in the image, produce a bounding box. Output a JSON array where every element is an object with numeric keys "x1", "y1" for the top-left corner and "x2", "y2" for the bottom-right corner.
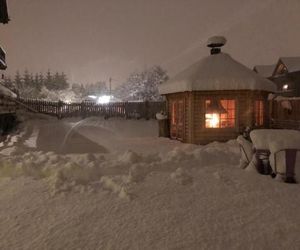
[
  {"x1": 3, "y1": 75, "x2": 12, "y2": 88},
  {"x1": 38, "y1": 72, "x2": 44, "y2": 87},
  {"x1": 14, "y1": 71, "x2": 23, "y2": 96},
  {"x1": 59, "y1": 72, "x2": 69, "y2": 90},
  {"x1": 44, "y1": 70, "x2": 53, "y2": 90}
]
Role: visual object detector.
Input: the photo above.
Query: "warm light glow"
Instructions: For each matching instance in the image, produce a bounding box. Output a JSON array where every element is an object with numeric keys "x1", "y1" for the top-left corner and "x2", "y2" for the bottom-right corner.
[
  {"x1": 205, "y1": 113, "x2": 220, "y2": 128},
  {"x1": 97, "y1": 95, "x2": 111, "y2": 104},
  {"x1": 282, "y1": 84, "x2": 289, "y2": 90}
]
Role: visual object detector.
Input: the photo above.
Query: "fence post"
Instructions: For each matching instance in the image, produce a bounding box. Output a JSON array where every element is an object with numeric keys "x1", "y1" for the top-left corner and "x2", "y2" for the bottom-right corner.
[
  {"x1": 81, "y1": 101, "x2": 86, "y2": 118},
  {"x1": 57, "y1": 100, "x2": 63, "y2": 119},
  {"x1": 124, "y1": 102, "x2": 129, "y2": 119},
  {"x1": 144, "y1": 100, "x2": 149, "y2": 120}
]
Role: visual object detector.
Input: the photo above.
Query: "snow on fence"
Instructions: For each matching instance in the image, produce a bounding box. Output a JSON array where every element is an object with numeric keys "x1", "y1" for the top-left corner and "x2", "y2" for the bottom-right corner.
[
  {"x1": 270, "y1": 99, "x2": 300, "y2": 130},
  {"x1": 16, "y1": 98, "x2": 166, "y2": 119}
]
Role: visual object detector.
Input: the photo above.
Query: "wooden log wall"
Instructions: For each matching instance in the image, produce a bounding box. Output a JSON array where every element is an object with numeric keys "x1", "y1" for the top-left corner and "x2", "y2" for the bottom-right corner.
[{"x1": 16, "y1": 98, "x2": 166, "y2": 120}]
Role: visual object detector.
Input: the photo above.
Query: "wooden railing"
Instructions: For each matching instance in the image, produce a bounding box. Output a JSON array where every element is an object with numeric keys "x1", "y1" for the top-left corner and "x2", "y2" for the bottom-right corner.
[{"x1": 16, "y1": 98, "x2": 166, "y2": 119}]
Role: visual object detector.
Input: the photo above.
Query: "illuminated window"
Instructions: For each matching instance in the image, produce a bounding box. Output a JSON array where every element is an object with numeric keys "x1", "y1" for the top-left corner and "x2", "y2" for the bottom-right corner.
[
  {"x1": 278, "y1": 64, "x2": 288, "y2": 75},
  {"x1": 205, "y1": 99, "x2": 236, "y2": 128},
  {"x1": 255, "y1": 100, "x2": 264, "y2": 126}
]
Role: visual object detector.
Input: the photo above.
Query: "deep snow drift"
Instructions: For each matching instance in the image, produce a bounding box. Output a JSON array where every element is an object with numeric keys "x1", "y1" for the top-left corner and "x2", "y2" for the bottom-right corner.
[{"x1": 0, "y1": 113, "x2": 300, "y2": 250}]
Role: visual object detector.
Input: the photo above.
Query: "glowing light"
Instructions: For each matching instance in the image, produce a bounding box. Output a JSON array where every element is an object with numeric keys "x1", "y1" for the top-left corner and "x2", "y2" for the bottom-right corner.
[
  {"x1": 97, "y1": 95, "x2": 111, "y2": 104},
  {"x1": 64, "y1": 99, "x2": 71, "y2": 104},
  {"x1": 205, "y1": 113, "x2": 220, "y2": 128},
  {"x1": 88, "y1": 95, "x2": 97, "y2": 99},
  {"x1": 282, "y1": 84, "x2": 289, "y2": 90}
]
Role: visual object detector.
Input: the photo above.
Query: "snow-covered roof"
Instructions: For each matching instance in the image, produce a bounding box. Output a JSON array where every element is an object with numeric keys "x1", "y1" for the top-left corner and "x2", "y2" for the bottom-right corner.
[
  {"x1": 159, "y1": 53, "x2": 277, "y2": 94},
  {"x1": 253, "y1": 64, "x2": 276, "y2": 78},
  {"x1": 0, "y1": 83, "x2": 17, "y2": 98},
  {"x1": 280, "y1": 57, "x2": 300, "y2": 73}
]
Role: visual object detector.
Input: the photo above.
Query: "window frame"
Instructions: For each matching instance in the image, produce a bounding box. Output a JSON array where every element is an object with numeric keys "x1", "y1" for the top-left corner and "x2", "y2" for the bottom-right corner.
[
  {"x1": 254, "y1": 100, "x2": 264, "y2": 127},
  {"x1": 204, "y1": 98, "x2": 236, "y2": 129}
]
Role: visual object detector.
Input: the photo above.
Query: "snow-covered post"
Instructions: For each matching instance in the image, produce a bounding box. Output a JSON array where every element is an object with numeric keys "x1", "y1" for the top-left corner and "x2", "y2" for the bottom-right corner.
[{"x1": 156, "y1": 111, "x2": 169, "y2": 137}]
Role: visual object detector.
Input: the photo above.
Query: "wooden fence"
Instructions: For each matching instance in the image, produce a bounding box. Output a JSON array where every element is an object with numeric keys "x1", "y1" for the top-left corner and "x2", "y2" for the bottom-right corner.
[
  {"x1": 16, "y1": 98, "x2": 166, "y2": 119},
  {"x1": 270, "y1": 99, "x2": 300, "y2": 130}
]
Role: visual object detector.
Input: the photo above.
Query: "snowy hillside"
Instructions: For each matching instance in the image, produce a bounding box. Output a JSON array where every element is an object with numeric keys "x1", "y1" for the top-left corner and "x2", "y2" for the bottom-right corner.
[{"x1": 0, "y1": 113, "x2": 300, "y2": 250}]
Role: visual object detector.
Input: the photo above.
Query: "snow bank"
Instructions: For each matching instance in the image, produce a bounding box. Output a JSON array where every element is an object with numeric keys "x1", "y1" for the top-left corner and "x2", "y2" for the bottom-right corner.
[
  {"x1": 170, "y1": 167, "x2": 193, "y2": 185},
  {"x1": 0, "y1": 84, "x2": 17, "y2": 98},
  {"x1": 237, "y1": 135, "x2": 253, "y2": 168}
]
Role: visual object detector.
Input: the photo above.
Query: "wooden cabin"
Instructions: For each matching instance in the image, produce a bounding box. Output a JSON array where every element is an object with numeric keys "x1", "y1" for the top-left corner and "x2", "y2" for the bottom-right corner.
[{"x1": 159, "y1": 36, "x2": 276, "y2": 144}]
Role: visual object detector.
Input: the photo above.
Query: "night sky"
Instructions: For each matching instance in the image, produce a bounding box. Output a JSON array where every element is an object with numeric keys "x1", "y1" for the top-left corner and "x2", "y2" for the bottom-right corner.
[{"x1": 0, "y1": 0, "x2": 300, "y2": 87}]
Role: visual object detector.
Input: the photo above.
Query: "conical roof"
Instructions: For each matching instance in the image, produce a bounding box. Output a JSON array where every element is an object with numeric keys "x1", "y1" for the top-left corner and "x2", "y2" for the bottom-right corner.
[{"x1": 159, "y1": 53, "x2": 276, "y2": 94}]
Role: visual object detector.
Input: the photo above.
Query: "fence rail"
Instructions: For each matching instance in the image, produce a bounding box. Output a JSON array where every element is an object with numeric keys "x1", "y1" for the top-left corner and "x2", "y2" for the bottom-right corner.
[{"x1": 16, "y1": 98, "x2": 166, "y2": 119}]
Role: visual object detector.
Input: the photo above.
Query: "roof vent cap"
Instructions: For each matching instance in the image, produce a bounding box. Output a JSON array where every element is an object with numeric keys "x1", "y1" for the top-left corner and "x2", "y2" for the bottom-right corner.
[{"x1": 207, "y1": 36, "x2": 227, "y2": 55}]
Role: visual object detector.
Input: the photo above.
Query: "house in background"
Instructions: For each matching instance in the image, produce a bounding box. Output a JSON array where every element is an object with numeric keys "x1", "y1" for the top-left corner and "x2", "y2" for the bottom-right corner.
[
  {"x1": 254, "y1": 57, "x2": 300, "y2": 97},
  {"x1": 158, "y1": 36, "x2": 276, "y2": 145},
  {"x1": 0, "y1": 0, "x2": 9, "y2": 71},
  {"x1": 0, "y1": 0, "x2": 9, "y2": 24},
  {"x1": 0, "y1": 46, "x2": 7, "y2": 70},
  {"x1": 0, "y1": 0, "x2": 17, "y2": 136}
]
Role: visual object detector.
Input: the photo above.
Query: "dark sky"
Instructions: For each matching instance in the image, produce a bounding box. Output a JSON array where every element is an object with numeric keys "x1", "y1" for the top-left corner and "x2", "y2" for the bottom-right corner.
[{"x1": 1, "y1": 0, "x2": 300, "y2": 87}]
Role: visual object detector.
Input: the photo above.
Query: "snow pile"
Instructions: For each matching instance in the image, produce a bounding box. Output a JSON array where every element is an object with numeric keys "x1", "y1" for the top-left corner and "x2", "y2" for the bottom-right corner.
[
  {"x1": 170, "y1": 167, "x2": 193, "y2": 185},
  {"x1": 155, "y1": 112, "x2": 167, "y2": 120},
  {"x1": 0, "y1": 135, "x2": 240, "y2": 196},
  {"x1": 159, "y1": 53, "x2": 276, "y2": 94},
  {"x1": 192, "y1": 140, "x2": 240, "y2": 166},
  {"x1": 0, "y1": 83, "x2": 17, "y2": 98},
  {"x1": 237, "y1": 135, "x2": 253, "y2": 168},
  {"x1": 0, "y1": 151, "x2": 105, "y2": 194}
]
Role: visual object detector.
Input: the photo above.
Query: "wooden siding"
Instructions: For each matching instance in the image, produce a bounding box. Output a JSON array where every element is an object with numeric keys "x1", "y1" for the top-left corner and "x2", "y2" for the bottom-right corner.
[
  {"x1": 166, "y1": 90, "x2": 271, "y2": 145},
  {"x1": 166, "y1": 92, "x2": 190, "y2": 142}
]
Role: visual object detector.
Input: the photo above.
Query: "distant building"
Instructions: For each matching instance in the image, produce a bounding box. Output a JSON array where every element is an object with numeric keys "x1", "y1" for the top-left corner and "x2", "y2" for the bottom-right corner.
[
  {"x1": 0, "y1": 0, "x2": 9, "y2": 24},
  {"x1": 254, "y1": 57, "x2": 300, "y2": 97},
  {"x1": 0, "y1": 46, "x2": 6, "y2": 70},
  {"x1": 0, "y1": 0, "x2": 8, "y2": 69},
  {"x1": 159, "y1": 36, "x2": 276, "y2": 144}
]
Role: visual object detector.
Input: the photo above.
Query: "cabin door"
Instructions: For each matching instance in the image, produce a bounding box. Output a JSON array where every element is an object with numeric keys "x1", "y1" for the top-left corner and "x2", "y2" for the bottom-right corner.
[{"x1": 170, "y1": 99, "x2": 184, "y2": 140}]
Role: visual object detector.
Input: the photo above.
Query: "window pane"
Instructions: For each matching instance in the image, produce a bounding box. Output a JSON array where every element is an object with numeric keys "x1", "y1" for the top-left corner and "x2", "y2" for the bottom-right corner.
[{"x1": 205, "y1": 99, "x2": 235, "y2": 128}]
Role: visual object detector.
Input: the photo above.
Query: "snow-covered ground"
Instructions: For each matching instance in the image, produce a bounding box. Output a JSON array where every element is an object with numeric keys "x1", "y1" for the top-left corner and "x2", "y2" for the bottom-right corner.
[{"x1": 0, "y1": 112, "x2": 300, "y2": 250}]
